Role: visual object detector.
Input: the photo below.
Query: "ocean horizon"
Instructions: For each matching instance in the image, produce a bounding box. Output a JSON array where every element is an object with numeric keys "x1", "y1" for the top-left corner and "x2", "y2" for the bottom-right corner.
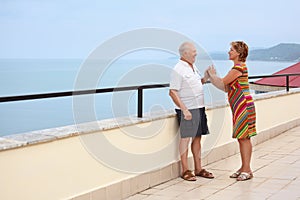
[{"x1": 0, "y1": 58, "x2": 296, "y2": 136}]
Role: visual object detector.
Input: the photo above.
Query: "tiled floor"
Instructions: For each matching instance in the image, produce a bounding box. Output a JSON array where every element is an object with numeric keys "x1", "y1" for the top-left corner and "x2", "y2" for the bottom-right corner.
[{"x1": 125, "y1": 126, "x2": 300, "y2": 200}]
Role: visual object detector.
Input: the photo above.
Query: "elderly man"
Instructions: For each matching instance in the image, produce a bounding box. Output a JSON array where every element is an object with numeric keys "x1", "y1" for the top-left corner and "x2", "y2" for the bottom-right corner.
[{"x1": 169, "y1": 42, "x2": 214, "y2": 181}]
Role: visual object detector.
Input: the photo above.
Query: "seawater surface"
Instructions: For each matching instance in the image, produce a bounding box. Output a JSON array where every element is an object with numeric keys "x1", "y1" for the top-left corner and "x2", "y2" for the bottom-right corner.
[{"x1": 0, "y1": 58, "x2": 295, "y2": 136}]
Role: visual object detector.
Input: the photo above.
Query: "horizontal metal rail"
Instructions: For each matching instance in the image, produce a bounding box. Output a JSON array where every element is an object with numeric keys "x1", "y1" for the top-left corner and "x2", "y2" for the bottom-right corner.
[
  {"x1": 248, "y1": 73, "x2": 300, "y2": 79},
  {"x1": 0, "y1": 83, "x2": 169, "y2": 118},
  {"x1": 0, "y1": 84, "x2": 169, "y2": 103},
  {"x1": 249, "y1": 73, "x2": 300, "y2": 92},
  {"x1": 0, "y1": 73, "x2": 299, "y2": 117}
]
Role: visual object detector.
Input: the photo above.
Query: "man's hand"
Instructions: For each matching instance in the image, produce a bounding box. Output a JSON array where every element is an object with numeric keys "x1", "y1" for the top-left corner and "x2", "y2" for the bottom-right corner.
[
  {"x1": 183, "y1": 109, "x2": 192, "y2": 120},
  {"x1": 202, "y1": 68, "x2": 210, "y2": 83},
  {"x1": 207, "y1": 65, "x2": 217, "y2": 76}
]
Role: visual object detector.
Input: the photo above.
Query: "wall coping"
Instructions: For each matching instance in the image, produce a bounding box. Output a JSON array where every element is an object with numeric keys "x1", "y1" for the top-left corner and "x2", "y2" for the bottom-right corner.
[{"x1": 1, "y1": 88, "x2": 300, "y2": 152}]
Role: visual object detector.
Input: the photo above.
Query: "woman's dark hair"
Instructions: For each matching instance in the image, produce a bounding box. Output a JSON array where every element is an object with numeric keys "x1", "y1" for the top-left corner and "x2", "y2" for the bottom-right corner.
[{"x1": 231, "y1": 41, "x2": 248, "y2": 62}]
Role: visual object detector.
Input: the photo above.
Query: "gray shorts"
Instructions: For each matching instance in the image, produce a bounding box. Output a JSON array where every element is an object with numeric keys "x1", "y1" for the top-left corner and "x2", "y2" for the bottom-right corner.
[{"x1": 175, "y1": 108, "x2": 209, "y2": 138}]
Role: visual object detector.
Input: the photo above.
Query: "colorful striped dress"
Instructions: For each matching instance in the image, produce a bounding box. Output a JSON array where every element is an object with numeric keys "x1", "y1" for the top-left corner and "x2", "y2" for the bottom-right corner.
[{"x1": 228, "y1": 64, "x2": 257, "y2": 139}]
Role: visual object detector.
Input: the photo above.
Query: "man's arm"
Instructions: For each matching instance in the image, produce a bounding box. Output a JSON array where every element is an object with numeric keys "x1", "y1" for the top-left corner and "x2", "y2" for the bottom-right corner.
[{"x1": 169, "y1": 89, "x2": 192, "y2": 120}]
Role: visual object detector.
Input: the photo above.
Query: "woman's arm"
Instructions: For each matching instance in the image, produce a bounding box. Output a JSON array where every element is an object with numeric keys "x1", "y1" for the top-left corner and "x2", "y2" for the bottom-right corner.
[
  {"x1": 207, "y1": 66, "x2": 225, "y2": 91},
  {"x1": 223, "y1": 69, "x2": 242, "y2": 85},
  {"x1": 209, "y1": 75, "x2": 225, "y2": 91},
  {"x1": 207, "y1": 66, "x2": 242, "y2": 92}
]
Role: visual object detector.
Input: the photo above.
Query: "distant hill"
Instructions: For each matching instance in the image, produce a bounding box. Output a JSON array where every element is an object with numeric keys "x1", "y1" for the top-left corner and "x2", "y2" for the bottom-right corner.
[
  {"x1": 210, "y1": 43, "x2": 300, "y2": 62},
  {"x1": 248, "y1": 43, "x2": 300, "y2": 61}
]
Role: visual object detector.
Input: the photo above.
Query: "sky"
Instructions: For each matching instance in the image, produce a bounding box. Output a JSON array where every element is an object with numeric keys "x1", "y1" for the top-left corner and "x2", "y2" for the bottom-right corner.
[{"x1": 0, "y1": 0, "x2": 299, "y2": 58}]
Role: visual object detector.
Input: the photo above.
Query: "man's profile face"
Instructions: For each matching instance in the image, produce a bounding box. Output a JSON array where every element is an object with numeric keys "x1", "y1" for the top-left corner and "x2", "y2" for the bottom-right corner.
[{"x1": 183, "y1": 44, "x2": 197, "y2": 64}]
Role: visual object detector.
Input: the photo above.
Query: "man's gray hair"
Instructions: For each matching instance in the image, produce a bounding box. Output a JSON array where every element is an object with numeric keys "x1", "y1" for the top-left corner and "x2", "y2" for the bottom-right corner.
[{"x1": 179, "y1": 42, "x2": 193, "y2": 57}]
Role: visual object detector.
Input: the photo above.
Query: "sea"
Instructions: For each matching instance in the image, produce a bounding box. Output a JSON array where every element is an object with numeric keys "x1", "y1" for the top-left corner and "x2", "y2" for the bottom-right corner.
[{"x1": 0, "y1": 58, "x2": 296, "y2": 136}]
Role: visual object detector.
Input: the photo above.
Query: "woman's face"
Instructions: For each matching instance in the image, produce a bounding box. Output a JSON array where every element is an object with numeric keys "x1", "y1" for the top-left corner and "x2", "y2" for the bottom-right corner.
[{"x1": 228, "y1": 46, "x2": 239, "y2": 61}]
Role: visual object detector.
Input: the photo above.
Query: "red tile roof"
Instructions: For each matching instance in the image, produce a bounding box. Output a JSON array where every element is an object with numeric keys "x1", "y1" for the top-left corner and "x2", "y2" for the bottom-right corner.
[{"x1": 254, "y1": 62, "x2": 300, "y2": 87}]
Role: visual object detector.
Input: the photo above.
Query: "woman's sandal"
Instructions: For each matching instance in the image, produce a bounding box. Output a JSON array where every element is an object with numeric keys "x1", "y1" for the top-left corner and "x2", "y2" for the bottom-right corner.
[
  {"x1": 195, "y1": 169, "x2": 214, "y2": 179},
  {"x1": 237, "y1": 172, "x2": 253, "y2": 181},
  {"x1": 181, "y1": 170, "x2": 197, "y2": 181},
  {"x1": 230, "y1": 171, "x2": 241, "y2": 178}
]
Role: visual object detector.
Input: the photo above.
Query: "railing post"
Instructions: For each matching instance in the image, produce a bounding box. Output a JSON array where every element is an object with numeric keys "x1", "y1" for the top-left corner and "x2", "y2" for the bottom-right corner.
[
  {"x1": 137, "y1": 88, "x2": 143, "y2": 118},
  {"x1": 286, "y1": 75, "x2": 290, "y2": 92}
]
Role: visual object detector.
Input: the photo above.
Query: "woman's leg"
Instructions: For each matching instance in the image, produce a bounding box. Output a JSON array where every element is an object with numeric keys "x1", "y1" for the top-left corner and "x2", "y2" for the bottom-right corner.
[{"x1": 238, "y1": 138, "x2": 253, "y2": 173}]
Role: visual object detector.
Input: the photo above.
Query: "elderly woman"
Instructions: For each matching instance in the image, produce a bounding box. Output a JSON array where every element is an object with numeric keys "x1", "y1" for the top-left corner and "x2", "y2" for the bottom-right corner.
[{"x1": 207, "y1": 41, "x2": 257, "y2": 181}]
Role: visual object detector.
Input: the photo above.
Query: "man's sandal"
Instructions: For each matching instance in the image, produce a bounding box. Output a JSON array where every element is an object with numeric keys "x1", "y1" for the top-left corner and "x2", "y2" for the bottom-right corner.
[
  {"x1": 195, "y1": 169, "x2": 214, "y2": 179},
  {"x1": 181, "y1": 170, "x2": 197, "y2": 181},
  {"x1": 237, "y1": 172, "x2": 253, "y2": 181}
]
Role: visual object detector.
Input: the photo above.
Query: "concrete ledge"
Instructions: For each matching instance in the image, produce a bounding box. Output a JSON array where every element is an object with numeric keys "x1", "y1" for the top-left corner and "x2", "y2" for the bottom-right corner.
[
  {"x1": 0, "y1": 110, "x2": 176, "y2": 152},
  {"x1": 1, "y1": 88, "x2": 300, "y2": 152}
]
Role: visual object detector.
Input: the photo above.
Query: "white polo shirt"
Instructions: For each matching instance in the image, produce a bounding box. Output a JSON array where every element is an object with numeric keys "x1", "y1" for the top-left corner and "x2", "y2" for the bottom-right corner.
[{"x1": 169, "y1": 60, "x2": 204, "y2": 109}]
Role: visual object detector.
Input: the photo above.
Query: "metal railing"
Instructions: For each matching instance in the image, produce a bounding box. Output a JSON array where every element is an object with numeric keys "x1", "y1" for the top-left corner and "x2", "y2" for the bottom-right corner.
[
  {"x1": 0, "y1": 73, "x2": 299, "y2": 118},
  {"x1": 0, "y1": 84, "x2": 169, "y2": 118},
  {"x1": 248, "y1": 73, "x2": 300, "y2": 92}
]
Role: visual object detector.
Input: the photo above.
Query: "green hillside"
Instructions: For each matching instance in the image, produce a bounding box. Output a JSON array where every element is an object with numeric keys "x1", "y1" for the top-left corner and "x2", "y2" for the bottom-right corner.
[
  {"x1": 248, "y1": 43, "x2": 300, "y2": 61},
  {"x1": 210, "y1": 43, "x2": 300, "y2": 61}
]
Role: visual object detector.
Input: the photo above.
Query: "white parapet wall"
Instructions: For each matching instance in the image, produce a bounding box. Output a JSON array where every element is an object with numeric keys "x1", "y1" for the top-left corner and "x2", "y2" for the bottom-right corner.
[{"x1": 0, "y1": 89, "x2": 300, "y2": 200}]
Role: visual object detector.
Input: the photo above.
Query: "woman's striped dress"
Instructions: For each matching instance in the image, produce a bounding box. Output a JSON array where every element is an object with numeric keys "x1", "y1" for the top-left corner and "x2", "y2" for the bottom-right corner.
[{"x1": 228, "y1": 64, "x2": 257, "y2": 139}]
